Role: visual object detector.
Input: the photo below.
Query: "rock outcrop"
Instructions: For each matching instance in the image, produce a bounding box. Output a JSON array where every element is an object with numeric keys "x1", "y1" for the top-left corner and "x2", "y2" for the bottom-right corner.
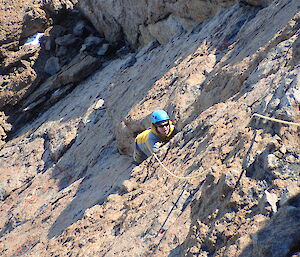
[
  {"x1": 77, "y1": 0, "x2": 279, "y2": 49},
  {"x1": 0, "y1": 0, "x2": 119, "y2": 143},
  {"x1": 77, "y1": 0, "x2": 237, "y2": 48},
  {"x1": 0, "y1": 0, "x2": 299, "y2": 256}
]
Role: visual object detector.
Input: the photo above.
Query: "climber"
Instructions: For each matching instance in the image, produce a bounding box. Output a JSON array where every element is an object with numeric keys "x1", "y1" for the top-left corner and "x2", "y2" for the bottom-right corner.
[{"x1": 133, "y1": 110, "x2": 178, "y2": 164}]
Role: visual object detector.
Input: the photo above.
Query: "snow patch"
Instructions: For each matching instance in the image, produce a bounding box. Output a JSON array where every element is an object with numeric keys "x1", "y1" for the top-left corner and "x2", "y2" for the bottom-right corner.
[{"x1": 24, "y1": 33, "x2": 44, "y2": 46}]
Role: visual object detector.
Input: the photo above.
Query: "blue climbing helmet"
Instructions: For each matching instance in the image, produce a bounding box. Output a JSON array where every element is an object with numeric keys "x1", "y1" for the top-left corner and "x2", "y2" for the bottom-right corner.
[{"x1": 150, "y1": 110, "x2": 170, "y2": 125}]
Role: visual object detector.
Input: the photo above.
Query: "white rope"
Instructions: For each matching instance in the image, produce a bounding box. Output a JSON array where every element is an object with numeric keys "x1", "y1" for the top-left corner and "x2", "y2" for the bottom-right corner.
[
  {"x1": 151, "y1": 113, "x2": 299, "y2": 180},
  {"x1": 152, "y1": 152, "x2": 202, "y2": 180},
  {"x1": 252, "y1": 113, "x2": 300, "y2": 126}
]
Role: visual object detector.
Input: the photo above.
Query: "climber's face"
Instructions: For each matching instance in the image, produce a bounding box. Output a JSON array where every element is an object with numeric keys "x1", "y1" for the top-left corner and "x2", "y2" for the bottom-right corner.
[{"x1": 156, "y1": 121, "x2": 170, "y2": 135}]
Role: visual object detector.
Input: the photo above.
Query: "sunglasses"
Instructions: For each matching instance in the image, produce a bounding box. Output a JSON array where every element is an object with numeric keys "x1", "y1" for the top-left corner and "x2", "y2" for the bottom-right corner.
[{"x1": 156, "y1": 122, "x2": 169, "y2": 128}]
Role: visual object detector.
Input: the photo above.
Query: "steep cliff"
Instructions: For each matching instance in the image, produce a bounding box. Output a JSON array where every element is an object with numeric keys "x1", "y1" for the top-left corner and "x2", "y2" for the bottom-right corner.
[
  {"x1": 77, "y1": 0, "x2": 276, "y2": 48},
  {"x1": 0, "y1": 0, "x2": 299, "y2": 256}
]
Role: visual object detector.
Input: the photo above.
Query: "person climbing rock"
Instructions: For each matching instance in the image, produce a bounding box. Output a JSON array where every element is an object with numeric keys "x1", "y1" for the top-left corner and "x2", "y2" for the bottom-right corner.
[{"x1": 133, "y1": 110, "x2": 178, "y2": 164}]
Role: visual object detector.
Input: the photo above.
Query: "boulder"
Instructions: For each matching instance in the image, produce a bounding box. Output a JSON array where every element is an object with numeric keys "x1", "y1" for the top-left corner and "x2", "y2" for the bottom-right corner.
[
  {"x1": 20, "y1": 8, "x2": 48, "y2": 40},
  {"x1": 55, "y1": 34, "x2": 78, "y2": 46},
  {"x1": 45, "y1": 37, "x2": 55, "y2": 51},
  {"x1": 45, "y1": 25, "x2": 67, "y2": 38},
  {"x1": 44, "y1": 56, "x2": 61, "y2": 75},
  {"x1": 147, "y1": 14, "x2": 193, "y2": 44},
  {"x1": 73, "y1": 21, "x2": 86, "y2": 37},
  {"x1": 84, "y1": 35, "x2": 104, "y2": 46},
  {"x1": 56, "y1": 46, "x2": 68, "y2": 57},
  {"x1": 97, "y1": 43, "x2": 110, "y2": 56}
]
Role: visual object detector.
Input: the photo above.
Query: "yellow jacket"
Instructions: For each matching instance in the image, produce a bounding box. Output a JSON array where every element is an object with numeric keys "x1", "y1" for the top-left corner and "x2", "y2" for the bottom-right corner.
[{"x1": 134, "y1": 120, "x2": 177, "y2": 158}]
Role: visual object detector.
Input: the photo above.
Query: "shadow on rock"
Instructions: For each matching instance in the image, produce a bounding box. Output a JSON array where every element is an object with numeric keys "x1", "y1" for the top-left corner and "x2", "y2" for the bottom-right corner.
[
  {"x1": 239, "y1": 193, "x2": 300, "y2": 257},
  {"x1": 3, "y1": 5, "x2": 119, "y2": 140},
  {"x1": 47, "y1": 139, "x2": 134, "y2": 238}
]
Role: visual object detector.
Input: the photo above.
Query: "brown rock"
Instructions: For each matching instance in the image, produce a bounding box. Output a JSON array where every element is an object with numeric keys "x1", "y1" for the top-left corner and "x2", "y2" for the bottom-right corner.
[{"x1": 0, "y1": 1, "x2": 299, "y2": 257}]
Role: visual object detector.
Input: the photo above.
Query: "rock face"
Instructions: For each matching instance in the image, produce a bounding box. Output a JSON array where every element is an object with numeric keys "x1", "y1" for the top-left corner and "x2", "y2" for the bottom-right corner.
[
  {"x1": 0, "y1": 112, "x2": 12, "y2": 148},
  {"x1": 77, "y1": 0, "x2": 238, "y2": 48},
  {"x1": 0, "y1": 0, "x2": 300, "y2": 256},
  {"x1": 0, "y1": 0, "x2": 114, "y2": 143},
  {"x1": 77, "y1": 0, "x2": 279, "y2": 48}
]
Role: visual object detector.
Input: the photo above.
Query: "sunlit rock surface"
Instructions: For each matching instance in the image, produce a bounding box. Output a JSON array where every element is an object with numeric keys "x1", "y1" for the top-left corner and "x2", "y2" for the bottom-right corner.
[{"x1": 0, "y1": 0, "x2": 299, "y2": 256}]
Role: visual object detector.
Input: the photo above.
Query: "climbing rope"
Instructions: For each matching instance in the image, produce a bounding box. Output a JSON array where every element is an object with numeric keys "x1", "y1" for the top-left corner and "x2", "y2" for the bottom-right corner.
[
  {"x1": 151, "y1": 113, "x2": 299, "y2": 180},
  {"x1": 152, "y1": 152, "x2": 202, "y2": 180},
  {"x1": 252, "y1": 113, "x2": 300, "y2": 126}
]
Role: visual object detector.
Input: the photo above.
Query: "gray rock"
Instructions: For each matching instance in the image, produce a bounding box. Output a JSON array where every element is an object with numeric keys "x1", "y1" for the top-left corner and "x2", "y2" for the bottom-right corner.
[
  {"x1": 47, "y1": 25, "x2": 66, "y2": 38},
  {"x1": 44, "y1": 57, "x2": 60, "y2": 75},
  {"x1": 278, "y1": 76, "x2": 300, "y2": 122},
  {"x1": 84, "y1": 35, "x2": 104, "y2": 47},
  {"x1": 252, "y1": 203, "x2": 300, "y2": 257},
  {"x1": 240, "y1": 0, "x2": 275, "y2": 7},
  {"x1": 258, "y1": 190, "x2": 278, "y2": 214},
  {"x1": 292, "y1": 37, "x2": 300, "y2": 62},
  {"x1": 73, "y1": 21, "x2": 86, "y2": 37},
  {"x1": 56, "y1": 46, "x2": 68, "y2": 57},
  {"x1": 263, "y1": 154, "x2": 280, "y2": 170},
  {"x1": 80, "y1": 36, "x2": 105, "y2": 52},
  {"x1": 147, "y1": 14, "x2": 185, "y2": 44},
  {"x1": 219, "y1": 170, "x2": 239, "y2": 195},
  {"x1": 97, "y1": 44, "x2": 110, "y2": 56},
  {"x1": 1, "y1": 0, "x2": 300, "y2": 255},
  {"x1": 120, "y1": 55, "x2": 137, "y2": 70},
  {"x1": 0, "y1": 184, "x2": 8, "y2": 201},
  {"x1": 45, "y1": 37, "x2": 55, "y2": 51},
  {"x1": 136, "y1": 40, "x2": 160, "y2": 58},
  {"x1": 77, "y1": 0, "x2": 224, "y2": 48},
  {"x1": 55, "y1": 34, "x2": 78, "y2": 46},
  {"x1": 25, "y1": 54, "x2": 101, "y2": 107}
]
